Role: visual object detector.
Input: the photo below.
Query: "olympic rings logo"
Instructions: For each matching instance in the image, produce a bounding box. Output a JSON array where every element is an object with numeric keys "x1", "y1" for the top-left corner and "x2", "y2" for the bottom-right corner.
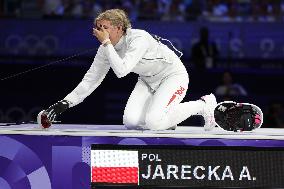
[
  {"x1": 5, "y1": 34, "x2": 59, "y2": 55},
  {"x1": 0, "y1": 106, "x2": 43, "y2": 122}
]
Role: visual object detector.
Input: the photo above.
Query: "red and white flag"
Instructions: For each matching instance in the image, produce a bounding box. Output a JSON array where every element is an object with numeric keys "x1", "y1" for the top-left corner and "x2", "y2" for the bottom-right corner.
[{"x1": 91, "y1": 150, "x2": 139, "y2": 184}]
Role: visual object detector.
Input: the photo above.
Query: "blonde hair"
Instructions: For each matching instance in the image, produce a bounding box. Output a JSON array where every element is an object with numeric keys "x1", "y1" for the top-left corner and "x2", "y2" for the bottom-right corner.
[{"x1": 95, "y1": 9, "x2": 131, "y2": 33}]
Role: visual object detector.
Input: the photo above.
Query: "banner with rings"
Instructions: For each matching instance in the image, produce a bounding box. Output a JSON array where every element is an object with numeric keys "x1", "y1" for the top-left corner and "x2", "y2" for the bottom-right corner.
[
  {"x1": 1, "y1": 19, "x2": 284, "y2": 58},
  {"x1": 0, "y1": 106, "x2": 43, "y2": 123}
]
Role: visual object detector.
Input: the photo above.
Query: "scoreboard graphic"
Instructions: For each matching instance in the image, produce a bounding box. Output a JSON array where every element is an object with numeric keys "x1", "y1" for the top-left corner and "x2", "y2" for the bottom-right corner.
[
  {"x1": 91, "y1": 150, "x2": 139, "y2": 184},
  {"x1": 91, "y1": 145, "x2": 284, "y2": 188}
]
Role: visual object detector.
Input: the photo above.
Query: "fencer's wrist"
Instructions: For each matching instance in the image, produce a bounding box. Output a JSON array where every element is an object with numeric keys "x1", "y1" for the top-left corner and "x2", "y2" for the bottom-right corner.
[
  {"x1": 59, "y1": 100, "x2": 71, "y2": 109},
  {"x1": 102, "y1": 38, "x2": 111, "y2": 46}
]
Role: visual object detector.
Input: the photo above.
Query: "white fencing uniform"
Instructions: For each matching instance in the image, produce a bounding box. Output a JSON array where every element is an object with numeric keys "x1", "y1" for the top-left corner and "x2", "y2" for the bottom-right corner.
[{"x1": 64, "y1": 28, "x2": 206, "y2": 130}]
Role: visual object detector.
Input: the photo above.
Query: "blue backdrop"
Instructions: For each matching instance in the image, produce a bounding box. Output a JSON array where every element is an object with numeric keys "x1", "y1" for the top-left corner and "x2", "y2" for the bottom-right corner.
[{"x1": 1, "y1": 19, "x2": 284, "y2": 59}]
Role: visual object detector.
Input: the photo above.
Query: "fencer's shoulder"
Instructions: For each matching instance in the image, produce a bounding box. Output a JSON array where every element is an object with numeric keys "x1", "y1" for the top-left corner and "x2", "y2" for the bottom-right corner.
[{"x1": 126, "y1": 28, "x2": 150, "y2": 39}]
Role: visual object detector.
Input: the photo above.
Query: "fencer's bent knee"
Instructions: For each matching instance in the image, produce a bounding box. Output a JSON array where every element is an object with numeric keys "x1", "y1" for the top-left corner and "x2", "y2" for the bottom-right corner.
[
  {"x1": 123, "y1": 113, "x2": 141, "y2": 129},
  {"x1": 145, "y1": 113, "x2": 163, "y2": 130}
]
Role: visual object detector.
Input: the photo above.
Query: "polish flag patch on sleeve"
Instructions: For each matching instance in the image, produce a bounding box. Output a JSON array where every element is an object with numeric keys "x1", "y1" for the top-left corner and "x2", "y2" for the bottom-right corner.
[{"x1": 91, "y1": 150, "x2": 139, "y2": 184}]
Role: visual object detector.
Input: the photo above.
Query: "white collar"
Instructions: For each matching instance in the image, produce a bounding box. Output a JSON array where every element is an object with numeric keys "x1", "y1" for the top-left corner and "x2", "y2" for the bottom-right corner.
[
  {"x1": 114, "y1": 34, "x2": 125, "y2": 50},
  {"x1": 114, "y1": 29, "x2": 131, "y2": 50}
]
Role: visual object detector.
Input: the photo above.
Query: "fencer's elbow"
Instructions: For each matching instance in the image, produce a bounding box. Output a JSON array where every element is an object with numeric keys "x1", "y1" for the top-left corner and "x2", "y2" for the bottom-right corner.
[{"x1": 114, "y1": 71, "x2": 128, "y2": 78}]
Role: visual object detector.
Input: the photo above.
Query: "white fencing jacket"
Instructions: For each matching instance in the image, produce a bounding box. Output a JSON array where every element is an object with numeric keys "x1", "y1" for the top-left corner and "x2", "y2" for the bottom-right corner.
[{"x1": 64, "y1": 28, "x2": 187, "y2": 107}]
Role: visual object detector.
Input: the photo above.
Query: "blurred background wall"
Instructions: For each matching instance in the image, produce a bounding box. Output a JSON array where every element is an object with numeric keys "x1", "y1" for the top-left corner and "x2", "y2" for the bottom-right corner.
[{"x1": 0, "y1": 0, "x2": 284, "y2": 128}]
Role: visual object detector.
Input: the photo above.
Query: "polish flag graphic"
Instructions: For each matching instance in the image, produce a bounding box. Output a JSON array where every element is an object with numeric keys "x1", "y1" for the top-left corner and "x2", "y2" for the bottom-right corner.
[{"x1": 91, "y1": 150, "x2": 139, "y2": 184}]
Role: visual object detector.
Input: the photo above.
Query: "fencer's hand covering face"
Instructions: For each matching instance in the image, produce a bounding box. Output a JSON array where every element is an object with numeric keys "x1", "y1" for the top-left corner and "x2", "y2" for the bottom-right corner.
[
  {"x1": 93, "y1": 19, "x2": 123, "y2": 45},
  {"x1": 93, "y1": 26, "x2": 110, "y2": 43}
]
